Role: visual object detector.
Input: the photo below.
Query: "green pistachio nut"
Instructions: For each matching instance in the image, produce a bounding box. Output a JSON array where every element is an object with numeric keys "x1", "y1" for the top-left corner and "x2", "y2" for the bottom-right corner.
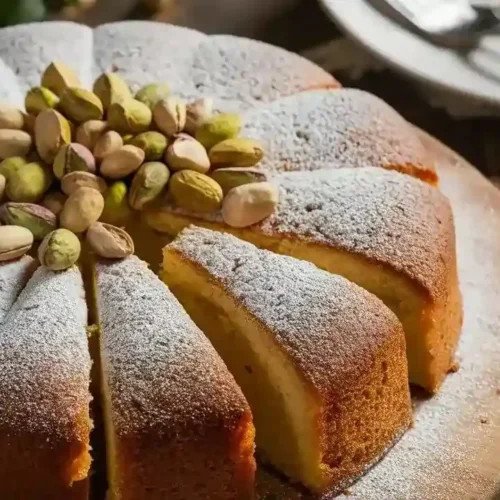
[
  {"x1": 93, "y1": 73, "x2": 132, "y2": 110},
  {"x1": 130, "y1": 131, "x2": 168, "y2": 161},
  {"x1": 129, "y1": 161, "x2": 170, "y2": 210},
  {"x1": 42, "y1": 61, "x2": 81, "y2": 96},
  {"x1": 0, "y1": 157, "x2": 28, "y2": 181},
  {"x1": 100, "y1": 181, "x2": 132, "y2": 224},
  {"x1": 210, "y1": 167, "x2": 268, "y2": 195},
  {"x1": 195, "y1": 113, "x2": 242, "y2": 150},
  {"x1": 108, "y1": 99, "x2": 152, "y2": 134},
  {"x1": 0, "y1": 202, "x2": 57, "y2": 240},
  {"x1": 38, "y1": 228, "x2": 81, "y2": 271},
  {"x1": 135, "y1": 83, "x2": 170, "y2": 109},
  {"x1": 59, "y1": 87, "x2": 104, "y2": 123},
  {"x1": 6, "y1": 162, "x2": 53, "y2": 203},
  {"x1": 25, "y1": 87, "x2": 60, "y2": 115},
  {"x1": 209, "y1": 138, "x2": 265, "y2": 168}
]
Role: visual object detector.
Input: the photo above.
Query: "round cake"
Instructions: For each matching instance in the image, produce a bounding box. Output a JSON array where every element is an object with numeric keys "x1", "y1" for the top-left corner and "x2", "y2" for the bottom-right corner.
[{"x1": 0, "y1": 20, "x2": 462, "y2": 499}]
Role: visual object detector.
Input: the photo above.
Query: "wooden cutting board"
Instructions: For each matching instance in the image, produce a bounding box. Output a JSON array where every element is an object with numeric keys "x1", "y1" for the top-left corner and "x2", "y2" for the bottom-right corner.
[{"x1": 257, "y1": 131, "x2": 500, "y2": 500}]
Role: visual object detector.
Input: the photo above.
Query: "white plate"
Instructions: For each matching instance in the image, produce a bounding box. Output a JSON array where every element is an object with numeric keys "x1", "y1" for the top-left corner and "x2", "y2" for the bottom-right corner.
[{"x1": 319, "y1": 0, "x2": 500, "y2": 108}]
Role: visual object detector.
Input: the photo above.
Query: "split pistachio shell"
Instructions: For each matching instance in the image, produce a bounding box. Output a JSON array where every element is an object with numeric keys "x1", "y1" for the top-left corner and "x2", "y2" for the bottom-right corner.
[
  {"x1": 60, "y1": 186, "x2": 105, "y2": 233},
  {"x1": 42, "y1": 61, "x2": 81, "y2": 96},
  {"x1": 0, "y1": 202, "x2": 57, "y2": 240},
  {"x1": 130, "y1": 131, "x2": 167, "y2": 161},
  {"x1": 166, "y1": 134, "x2": 210, "y2": 174},
  {"x1": 135, "y1": 83, "x2": 170, "y2": 109},
  {"x1": 108, "y1": 100, "x2": 152, "y2": 134},
  {"x1": 93, "y1": 131, "x2": 124, "y2": 162},
  {"x1": 93, "y1": 73, "x2": 132, "y2": 110},
  {"x1": 100, "y1": 145, "x2": 145, "y2": 179},
  {"x1": 75, "y1": 120, "x2": 108, "y2": 150},
  {"x1": 25, "y1": 87, "x2": 59, "y2": 115},
  {"x1": 86, "y1": 222, "x2": 134, "y2": 259},
  {"x1": 0, "y1": 225, "x2": 34, "y2": 262},
  {"x1": 59, "y1": 87, "x2": 104, "y2": 123},
  {"x1": 38, "y1": 228, "x2": 81, "y2": 271},
  {"x1": 0, "y1": 104, "x2": 25, "y2": 129},
  {"x1": 129, "y1": 161, "x2": 170, "y2": 210},
  {"x1": 35, "y1": 109, "x2": 72, "y2": 163},
  {"x1": 61, "y1": 171, "x2": 107, "y2": 196},
  {"x1": 209, "y1": 138, "x2": 264, "y2": 168},
  {"x1": 185, "y1": 97, "x2": 213, "y2": 135},
  {"x1": 153, "y1": 97, "x2": 186, "y2": 137},
  {"x1": 6, "y1": 162, "x2": 53, "y2": 203},
  {"x1": 53, "y1": 143, "x2": 96, "y2": 179},
  {"x1": 196, "y1": 113, "x2": 242, "y2": 150},
  {"x1": 0, "y1": 130, "x2": 32, "y2": 160}
]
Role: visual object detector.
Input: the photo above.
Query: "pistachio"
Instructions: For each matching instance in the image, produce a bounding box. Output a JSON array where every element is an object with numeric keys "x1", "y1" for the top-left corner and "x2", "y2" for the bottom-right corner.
[
  {"x1": 122, "y1": 134, "x2": 134, "y2": 144},
  {"x1": 86, "y1": 222, "x2": 134, "y2": 259},
  {"x1": 153, "y1": 97, "x2": 186, "y2": 137},
  {"x1": 129, "y1": 161, "x2": 170, "y2": 210},
  {"x1": 0, "y1": 202, "x2": 57, "y2": 240},
  {"x1": 61, "y1": 171, "x2": 107, "y2": 196},
  {"x1": 209, "y1": 138, "x2": 264, "y2": 168},
  {"x1": 101, "y1": 181, "x2": 132, "y2": 224},
  {"x1": 210, "y1": 167, "x2": 268, "y2": 195},
  {"x1": 22, "y1": 113, "x2": 36, "y2": 134},
  {"x1": 0, "y1": 225, "x2": 34, "y2": 262},
  {"x1": 42, "y1": 61, "x2": 81, "y2": 96},
  {"x1": 6, "y1": 162, "x2": 53, "y2": 202},
  {"x1": 53, "y1": 143, "x2": 96, "y2": 179},
  {"x1": 135, "y1": 83, "x2": 170, "y2": 109},
  {"x1": 222, "y1": 182, "x2": 279, "y2": 228},
  {"x1": 25, "y1": 87, "x2": 60, "y2": 115},
  {"x1": 59, "y1": 87, "x2": 104, "y2": 123},
  {"x1": 100, "y1": 145, "x2": 145, "y2": 179},
  {"x1": 196, "y1": 113, "x2": 242, "y2": 150},
  {"x1": 130, "y1": 131, "x2": 167, "y2": 161},
  {"x1": 42, "y1": 191, "x2": 67, "y2": 216},
  {"x1": 38, "y1": 228, "x2": 81, "y2": 271},
  {"x1": 0, "y1": 157, "x2": 27, "y2": 181},
  {"x1": 35, "y1": 109, "x2": 72, "y2": 163},
  {"x1": 93, "y1": 73, "x2": 132, "y2": 110},
  {"x1": 0, "y1": 174, "x2": 5, "y2": 202},
  {"x1": 165, "y1": 134, "x2": 210, "y2": 174},
  {"x1": 60, "y1": 186, "x2": 105, "y2": 233},
  {"x1": 108, "y1": 100, "x2": 152, "y2": 134},
  {"x1": 0, "y1": 130, "x2": 32, "y2": 160},
  {"x1": 0, "y1": 104, "x2": 25, "y2": 129},
  {"x1": 75, "y1": 120, "x2": 108, "y2": 150},
  {"x1": 185, "y1": 97, "x2": 213, "y2": 135},
  {"x1": 168, "y1": 170, "x2": 223, "y2": 214},
  {"x1": 93, "y1": 131, "x2": 123, "y2": 162}
]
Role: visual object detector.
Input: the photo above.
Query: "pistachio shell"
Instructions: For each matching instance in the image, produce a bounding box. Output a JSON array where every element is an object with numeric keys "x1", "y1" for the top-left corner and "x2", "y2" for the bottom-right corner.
[
  {"x1": 185, "y1": 97, "x2": 213, "y2": 135},
  {"x1": 38, "y1": 228, "x2": 81, "y2": 270},
  {"x1": 53, "y1": 143, "x2": 96, "y2": 179},
  {"x1": 42, "y1": 61, "x2": 81, "y2": 96},
  {"x1": 93, "y1": 131, "x2": 124, "y2": 162},
  {"x1": 0, "y1": 104, "x2": 25, "y2": 129},
  {"x1": 166, "y1": 134, "x2": 210, "y2": 174},
  {"x1": 100, "y1": 145, "x2": 145, "y2": 179},
  {"x1": 168, "y1": 170, "x2": 223, "y2": 214},
  {"x1": 86, "y1": 222, "x2": 134, "y2": 259},
  {"x1": 100, "y1": 181, "x2": 132, "y2": 224},
  {"x1": 129, "y1": 161, "x2": 170, "y2": 210},
  {"x1": 75, "y1": 120, "x2": 108, "y2": 150},
  {"x1": 93, "y1": 73, "x2": 132, "y2": 110},
  {"x1": 60, "y1": 186, "x2": 105, "y2": 233},
  {"x1": 0, "y1": 174, "x2": 5, "y2": 202},
  {"x1": 59, "y1": 87, "x2": 104, "y2": 123},
  {"x1": 108, "y1": 100, "x2": 152, "y2": 134},
  {"x1": 25, "y1": 87, "x2": 59, "y2": 115},
  {"x1": 209, "y1": 138, "x2": 264, "y2": 168},
  {"x1": 0, "y1": 225, "x2": 34, "y2": 262},
  {"x1": 222, "y1": 182, "x2": 279, "y2": 228},
  {"x1": 153, "y1": 97, "x2": 186, "y2": 137},
  {"x1": 196, "y1": 113, "x2": 242, "y2": 150},
  {"x1": 22, "y1": 113, "x2": 36, "y2": 134},
  {"x1": 210, "y1": 167, "x2": 268, "y2": 195},
  {"x1": 0, "y1": 130, "x2": 32, "y2": 160},
  {"x1": 35, "y1": 109, "x2": 72, "y2": 163},
  {"x1": 6, "y1": 162, "x2": 53, "y2": 203},
  {"x1": 41, "y1": 191, "x2": 67, "y2": 216},
  {"x1": 0, "y1": 157, "x2": 28, "y2": 181},
  {"x1": 61, "y1": 171, "x2": 107, "y2": 196},
  {"x1": 135, "y1": 83, "x2": 171, "y2": 109},
  {"x1": 0, "y1": 202, "x2": 57, "y2": 240},
  {"x1": 130, "y1": 131, "x2": 168, "y2": 161}
]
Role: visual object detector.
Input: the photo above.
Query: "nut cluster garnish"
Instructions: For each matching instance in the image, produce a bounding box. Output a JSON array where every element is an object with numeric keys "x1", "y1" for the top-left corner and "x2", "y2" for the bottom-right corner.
[{"x1": 0, "y1": 61, "x2": 276, "y2": 267}]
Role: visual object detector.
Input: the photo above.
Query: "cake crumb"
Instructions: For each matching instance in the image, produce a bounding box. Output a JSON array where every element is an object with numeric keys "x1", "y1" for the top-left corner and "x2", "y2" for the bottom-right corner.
[
  {"x1": 448, "y1": 360, "x2": 460, "y2": 373},
  {"x1": 480, "y1": 416, "x2": 489, "y2": 424}
]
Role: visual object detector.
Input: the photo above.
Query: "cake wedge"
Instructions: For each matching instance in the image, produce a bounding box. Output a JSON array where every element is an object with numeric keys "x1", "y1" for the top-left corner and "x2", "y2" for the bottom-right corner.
[
  {"x1": 162, "y1": 227, "x2": 412, "y2": 494},
  {"x1": 94, "y1": 256, "x2": 255, "y2": 500}
]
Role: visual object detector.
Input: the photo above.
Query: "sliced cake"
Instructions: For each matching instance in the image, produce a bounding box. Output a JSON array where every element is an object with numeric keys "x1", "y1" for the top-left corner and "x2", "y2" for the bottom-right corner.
[
  {"x1": 0, "y1": 256, "x2": 35, "y2": 323},
  {"x1": 95, "y1": 256, "x2": 255, "y2": 500},
  {"x1": 0, "y1": 266, "x2": 92, "y2": 499},
  {"x1": 162, "y1": 227, "x2": 412, "y2": 494},
  {"x1": 148, "y1": 168, "x2": 462, "y2": 393},
  {"x1": 241, "y1": 89, "x2": 437, "y2": 184}
]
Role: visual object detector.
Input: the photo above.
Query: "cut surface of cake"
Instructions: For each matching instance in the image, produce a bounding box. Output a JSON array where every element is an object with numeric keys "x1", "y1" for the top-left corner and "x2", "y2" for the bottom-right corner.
[
  {"x1": 0, "y1": 266, "x2": 92, "y2": 499},
  {"x1": 0, "y1": 256, "x2": 35, "y2": 323},
  {"x1": 148, "y1": 168, "x2": 462, "y2": 393},
  {"x1": 162, "y1": 227, "x2": 412, "y2": 494},
  {"x1": 95, "y1": 256, "x2": 255, "y2": 500},
  {"x1": 241, "y1": 89, "x2": 437, "y2": 184}
]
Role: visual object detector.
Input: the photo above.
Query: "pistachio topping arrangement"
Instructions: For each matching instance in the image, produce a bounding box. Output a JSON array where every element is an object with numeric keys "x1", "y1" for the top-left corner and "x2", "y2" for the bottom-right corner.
[{"x1": 0, "y1": 61, "x2": 277, "y2": 269}]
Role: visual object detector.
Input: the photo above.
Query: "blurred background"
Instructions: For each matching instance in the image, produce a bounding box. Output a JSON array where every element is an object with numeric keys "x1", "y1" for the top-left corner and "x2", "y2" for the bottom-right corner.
[{"x1": 1, "y1": 0, "x2": 499, "y2": 184}]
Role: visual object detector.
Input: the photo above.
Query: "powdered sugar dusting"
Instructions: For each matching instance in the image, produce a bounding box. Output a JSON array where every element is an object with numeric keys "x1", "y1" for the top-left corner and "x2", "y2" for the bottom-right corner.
[
  {"x1": 0, "y1": 256, "x2": 34, "y2": 324},
  {"x1": 0, "y1": 266, "x2": 91, "y2": 440},
  {"x1": 241, "y1": 89, "x2": 434, "y2": 177},
  {"x1": 96, "y1": 256, "x2": 248, "y2": 437}
]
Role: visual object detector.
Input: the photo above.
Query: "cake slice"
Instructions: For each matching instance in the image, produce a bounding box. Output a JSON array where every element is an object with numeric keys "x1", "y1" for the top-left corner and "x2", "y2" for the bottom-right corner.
[
  {"x1": 0, "y1": 266, "x2": 92, "y2": 499},
  {"x1": 147, "y1": 168, "x2": 462, "y2": 393},
  {"x1": 95, "y1": 256, "x2": 255, "y2": 500},
  {"x1": 162, "y1": 227, "x2": 412, "y2": 494},
  {"x1": 241, "y1": 89, "x2": 437, "y2": 184},
  {"x1": 0, "y1": 256, "x2": 36, "y2": 323}
]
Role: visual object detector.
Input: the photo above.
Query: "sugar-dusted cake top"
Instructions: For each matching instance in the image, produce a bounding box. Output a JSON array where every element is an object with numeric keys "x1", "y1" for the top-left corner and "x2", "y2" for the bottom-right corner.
[
  {"x1": 167, "y1": 226, "x2": 404, "y2": 395},
  {"x1": 96, "y1": 256, "x2": 250, "y2": 437},
  {"x1": 0, "y1": 266, "x2": 91, "y2": 440}
]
